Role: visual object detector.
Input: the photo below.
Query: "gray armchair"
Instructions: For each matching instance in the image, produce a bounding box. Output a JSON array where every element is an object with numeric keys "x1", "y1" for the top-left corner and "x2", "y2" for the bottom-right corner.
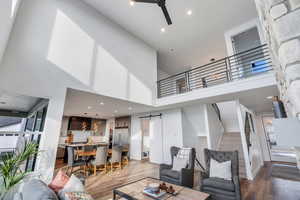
[
  {"x1": 159, "y1": 146, "x2": 195, "y2": 188},
  {"x1": 200, "y1": 149, "x2": 241, "y2": 200}
]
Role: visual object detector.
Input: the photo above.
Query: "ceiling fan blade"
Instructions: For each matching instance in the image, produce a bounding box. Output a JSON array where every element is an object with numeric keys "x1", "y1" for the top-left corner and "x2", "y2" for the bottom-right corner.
[
  {"x1": 161, "y1": 5, "x2": 172, "y2": 25},
  {"x1": 133, "y1": 0, "x2": 158, "y2": 3}
]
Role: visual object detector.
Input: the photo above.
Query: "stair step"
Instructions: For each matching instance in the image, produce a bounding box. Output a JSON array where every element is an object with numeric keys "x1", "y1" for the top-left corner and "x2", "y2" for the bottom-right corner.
[{"x1": 218, "y1": 132, "x2": 247, "y2": 178}]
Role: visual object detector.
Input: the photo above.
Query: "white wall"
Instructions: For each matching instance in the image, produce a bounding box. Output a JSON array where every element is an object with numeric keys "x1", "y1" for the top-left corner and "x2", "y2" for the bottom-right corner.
[
  {"x1": 205, "y1": 104, "x2": 225, "y2": 149},
  {"x1": 0, "y1": 0, "x2": 157, "y2": 106},
  {"x1": 0, "y1": 0, "x2": 22, "y2": 64},
  {"x1": 217, "y1": 101, "x2": 240, "y2": 133},
  {"x1": 158, "y1": 68, "x2": 170, "y2": 80},
  {"x1": 0, "y1": 0, "x2": 157, "y2": 182},
  {"x1": 161, "y1": 109, "x2": 183, "y2": 164},
  {"x1": 130, "y1": 115, "x2": 143, "y2": 160},
  {"x1": 181, "y1": 104, "x2": 207, "y2": 167},
  {"x1": 237, "y1": 101, "x2": 264, "y2": 180},
  {"x1": 60, "y1": 116, "x2": 69, "y2": 136}
]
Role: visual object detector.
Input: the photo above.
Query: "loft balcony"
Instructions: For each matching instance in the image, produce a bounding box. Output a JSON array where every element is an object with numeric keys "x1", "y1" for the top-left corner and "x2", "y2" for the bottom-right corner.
[{"x1": 157, "y1": 44, "x2": 273, "y2": 99}]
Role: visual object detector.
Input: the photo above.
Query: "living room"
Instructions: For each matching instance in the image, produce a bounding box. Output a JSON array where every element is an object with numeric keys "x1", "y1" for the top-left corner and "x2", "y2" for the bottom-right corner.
[{"x1": 1, "y1": 0, "x2": 300, "y2": 199}]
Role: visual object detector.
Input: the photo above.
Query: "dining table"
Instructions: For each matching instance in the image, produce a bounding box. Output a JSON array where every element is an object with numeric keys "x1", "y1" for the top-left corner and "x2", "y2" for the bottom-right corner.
[
  {"x1": 61, "y1": 142, "x2": 109, "y2": 163},
  {"x1": 61, "y1": 142, "x2": 129, "y2": 162}
]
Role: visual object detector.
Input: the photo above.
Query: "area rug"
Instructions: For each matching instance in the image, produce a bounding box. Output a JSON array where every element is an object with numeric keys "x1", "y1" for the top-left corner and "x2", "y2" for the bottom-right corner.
[{"x1": 271, "y1": 163, "x2": 300, "y2": 181}]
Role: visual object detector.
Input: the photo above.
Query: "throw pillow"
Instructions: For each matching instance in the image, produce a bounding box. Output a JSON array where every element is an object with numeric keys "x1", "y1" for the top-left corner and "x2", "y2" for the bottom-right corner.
[
  {"x1": 209, "y1": 158, "x2": 232, "y2": 180},
  {"x1": 58, "y1": 175, "x2": 85, "y2": 200},
  {"x1": 63, "y1": 192, "x2": 94, "y2": 200},
  {"x1": 172, "y1": 156, "x2": 188, "y2": 171},
  {"x1": 49, "y1": 170, "x2": 70, "y2": 192}
]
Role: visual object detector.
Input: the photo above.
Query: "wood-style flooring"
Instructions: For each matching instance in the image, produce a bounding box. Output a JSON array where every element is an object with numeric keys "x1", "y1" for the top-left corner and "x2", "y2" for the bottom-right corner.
[{"x1": 56, "y1": 160, "x2": 300, "y2": 200}]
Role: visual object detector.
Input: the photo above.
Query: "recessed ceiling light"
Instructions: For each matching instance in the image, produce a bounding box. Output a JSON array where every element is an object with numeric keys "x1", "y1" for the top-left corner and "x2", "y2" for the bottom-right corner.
[
  {"x1": 128, "y1": 107, "x2": 132, "y2": 110},
  {"x1": 187, "y1": 10, "x2": 193, "y2": 16},
  {"x1": 87, "y1": 106, "x2": 92, "y2": 109},
  {"x1": 114, "y1": 110, "x2": 118, "y2": 113},
  {"x1": 161, "y1": 28, "x2": 166, "y2": 33},
  {"x1": 100, "y1": 102, "x2": 104, "y2": 105},
  {"x1": 129, "y1": 0, "x2": 135, "y2": 6}
]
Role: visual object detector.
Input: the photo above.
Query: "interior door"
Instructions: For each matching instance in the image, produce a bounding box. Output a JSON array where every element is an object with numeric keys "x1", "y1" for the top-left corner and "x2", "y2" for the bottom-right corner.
[{"x1": 149, "y1": 117, "x2": 164, "y2": 164}]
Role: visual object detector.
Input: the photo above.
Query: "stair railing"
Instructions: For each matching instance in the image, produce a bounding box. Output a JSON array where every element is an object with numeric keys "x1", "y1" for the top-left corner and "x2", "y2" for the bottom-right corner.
[{"x1": 195, "y1": 157, "x2": 206, "y2": 172}]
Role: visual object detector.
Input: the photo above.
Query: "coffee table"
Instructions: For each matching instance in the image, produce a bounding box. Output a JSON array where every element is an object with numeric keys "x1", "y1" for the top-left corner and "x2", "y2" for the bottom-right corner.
[{"x1": 113, "y1": 177, "x2": 210, "y2": 200}]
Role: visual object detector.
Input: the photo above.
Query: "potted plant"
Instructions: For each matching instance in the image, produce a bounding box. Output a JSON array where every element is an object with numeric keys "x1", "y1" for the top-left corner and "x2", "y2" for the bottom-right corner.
[{"x1": 0, "y1": 142, "x2": 39, "y2": 198}]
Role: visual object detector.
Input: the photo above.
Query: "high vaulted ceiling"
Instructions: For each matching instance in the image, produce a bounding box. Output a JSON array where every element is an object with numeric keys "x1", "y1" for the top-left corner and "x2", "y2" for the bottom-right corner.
[{"x1": 83, "y1": 0, "x2": 258, "y2": 75}]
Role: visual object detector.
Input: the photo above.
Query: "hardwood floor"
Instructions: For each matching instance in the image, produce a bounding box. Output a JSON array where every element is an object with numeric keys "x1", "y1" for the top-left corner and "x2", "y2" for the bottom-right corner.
[
  {"x1": 56, "y1": 160, "x2": 300, "y2": 200},
  {"x1": 85, "y1": 160, "x2": 159, "y2": 200},
  {"x1": 241, "y1": 162, "x2": 300, "y2": 200}
]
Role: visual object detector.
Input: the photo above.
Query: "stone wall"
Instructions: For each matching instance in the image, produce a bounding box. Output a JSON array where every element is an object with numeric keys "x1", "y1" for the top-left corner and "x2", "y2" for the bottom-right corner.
[{"x1": 254, "y1": 0, "x2": 300, "y2": 117}]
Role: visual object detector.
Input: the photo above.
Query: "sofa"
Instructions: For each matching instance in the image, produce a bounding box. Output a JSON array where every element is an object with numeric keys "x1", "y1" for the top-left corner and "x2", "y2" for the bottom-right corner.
[
  {"x1": 2, "y1": 173, "x2": 92, "y2": 200},
  {"x1": 3, "y1": 179, "x2": 60, "y2": 200}
]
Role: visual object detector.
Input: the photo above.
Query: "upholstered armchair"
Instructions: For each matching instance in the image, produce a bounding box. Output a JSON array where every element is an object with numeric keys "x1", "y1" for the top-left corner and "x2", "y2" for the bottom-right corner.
[
  {"x1": 159, "y1": 146, "x2": 195, "y2": 188},
  {"x1": 200, "y1": 149, "x2": 241, "y2": 200}
]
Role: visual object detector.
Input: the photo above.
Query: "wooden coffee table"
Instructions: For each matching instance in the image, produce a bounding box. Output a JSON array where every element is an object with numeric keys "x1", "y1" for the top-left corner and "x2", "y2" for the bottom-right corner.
[{"x1": 113, "y1": 177, "x2": 210, "y2": 200}]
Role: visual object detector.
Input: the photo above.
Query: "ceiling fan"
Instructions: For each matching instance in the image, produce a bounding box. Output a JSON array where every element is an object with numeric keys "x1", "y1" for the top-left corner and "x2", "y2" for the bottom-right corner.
[{"x1": 132, "y1": 0, "x2": 172, "y2": 25}]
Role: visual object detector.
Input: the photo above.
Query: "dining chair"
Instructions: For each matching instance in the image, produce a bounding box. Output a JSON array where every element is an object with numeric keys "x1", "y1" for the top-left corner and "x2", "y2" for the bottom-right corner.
[
  {"x1": 110, "y1": 146, "x2": 122, "y2": 170},
  {"x1": 82, "y1": 145, "x2": 95, "y2": 175},
  {"x1": 67, "y1": 146, "x2": 86, "y2": 175},
  {"x1": 122, "y1": 150, "x2": 129, "y2": 166},
  {"x1": 90, "y1": 146, "x2": 108, "y2": 175}
]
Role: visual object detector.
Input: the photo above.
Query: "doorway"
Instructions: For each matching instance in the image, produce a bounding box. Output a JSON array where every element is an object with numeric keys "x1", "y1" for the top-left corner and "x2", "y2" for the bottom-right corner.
[
  {"x1": 231, "y1": 27, "x2": 262, "y2": 54},
  {"x1": 141, "y1": 119, "x2": 150, "y2": 160}
]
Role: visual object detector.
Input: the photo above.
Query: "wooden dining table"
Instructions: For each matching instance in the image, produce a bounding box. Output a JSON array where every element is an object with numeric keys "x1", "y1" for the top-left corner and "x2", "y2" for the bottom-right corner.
[{"x1": 62, "y1": 142, "x2": 109, "y2": 163}]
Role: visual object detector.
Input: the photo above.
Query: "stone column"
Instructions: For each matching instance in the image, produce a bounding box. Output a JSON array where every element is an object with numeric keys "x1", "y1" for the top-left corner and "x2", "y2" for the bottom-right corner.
[{"x1": 254, "y1": 0, "x2": 300, "y2": 117}]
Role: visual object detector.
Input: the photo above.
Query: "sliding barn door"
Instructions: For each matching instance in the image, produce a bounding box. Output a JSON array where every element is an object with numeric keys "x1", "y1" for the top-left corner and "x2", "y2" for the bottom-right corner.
[{"x1": 149, "y1": 117, "x2": 164, "y2": 164}]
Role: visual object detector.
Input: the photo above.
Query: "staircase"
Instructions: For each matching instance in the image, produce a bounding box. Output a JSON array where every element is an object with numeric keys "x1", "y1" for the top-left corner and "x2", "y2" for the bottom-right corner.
[{"x1": 218, "y1": 132, "x2": 247, "y2": 178}]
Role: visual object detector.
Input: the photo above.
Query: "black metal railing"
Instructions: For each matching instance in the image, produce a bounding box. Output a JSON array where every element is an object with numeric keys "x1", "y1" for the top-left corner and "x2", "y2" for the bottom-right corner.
[{"x1": 157, "y1": 44, "x2": 273, "y2": 98}]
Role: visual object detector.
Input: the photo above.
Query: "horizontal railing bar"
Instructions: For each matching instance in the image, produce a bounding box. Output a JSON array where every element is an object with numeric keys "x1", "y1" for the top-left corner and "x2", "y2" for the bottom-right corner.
[
  {"x1": 157, "y1": 44, "x2": 273, "y2": 98},
  {"x1": 229, "y1": 58, "x2": 271, "y2": 68},
  {"x1": 227, "y1": 44, "x2": 268, "y2": 59},
  {"x1": 228, "y1": 48, "x2": 269, "y2": 61},
  {"x1": 158, "y1": 44, "x2": 269, "y2": 83},
  {"x1": 174, "y1": 64, "x2": 272, "y2": 84},
  {"x1": 190, "y1": 57, "x2": 271, "y2": 77},
  {"x1": 228, "y1": 53, "x2": 270, "y2": 65},
  {"x1": 159, "y1": 68, "x2": 273, "y2": 96}
]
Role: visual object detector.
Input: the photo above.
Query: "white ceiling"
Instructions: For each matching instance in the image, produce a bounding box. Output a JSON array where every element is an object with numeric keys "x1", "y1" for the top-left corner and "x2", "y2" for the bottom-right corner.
[
  {"x1": 0, "y1": 89, "x2": 40, "y2": 112},
  {"x1": 83, "y1": 0, "x2": 258, "y2": 75},
  {"x1": 64, "y1": 88, "x2": 153, "y2": 119}
]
